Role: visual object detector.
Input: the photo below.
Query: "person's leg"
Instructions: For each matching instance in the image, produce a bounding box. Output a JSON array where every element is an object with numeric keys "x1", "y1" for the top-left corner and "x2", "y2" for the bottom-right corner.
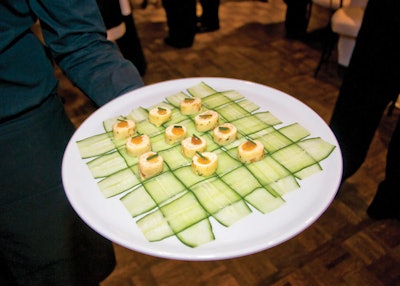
[
  {"x1": 385, "y1": 117, "x2": 400, "y2": 186},
  {"x1": 329, "y1": 0, "x2": 400, "y2": 182},
  {"x1": 367, "y1": 117, "x2": 400, "y2": 220},
  {"x1": 198, "y1": 0, "x2": 220, "y2": 32},
  {"x1": 116, "y1": 13, "x2": 147, "y2": 76},
  {"x1": 97, "y1": 0, "x2": 147, "y2": 76},
  {"x1": 0, "y1": 94, "x2": 115, "y2": 285},
  {"x1": 283, "y1": 0, "x2": 311, "y2": 39},
  {"x1": 162, "y1": 0, "x2": 197, "y2": 48},
  {"x1": 97, "y1": 0, "x2": 124, "y2": 31}
]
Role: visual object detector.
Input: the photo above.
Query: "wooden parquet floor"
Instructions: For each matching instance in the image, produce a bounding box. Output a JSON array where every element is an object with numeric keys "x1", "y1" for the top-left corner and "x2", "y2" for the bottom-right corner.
[{"x1": 57, "y1": 1, "x2": 400, "y2": 285}]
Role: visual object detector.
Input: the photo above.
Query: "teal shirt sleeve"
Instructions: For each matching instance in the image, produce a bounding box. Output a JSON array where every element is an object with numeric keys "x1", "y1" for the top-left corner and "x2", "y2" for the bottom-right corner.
[
  {"x1": 0, "y1": 0, "x2": 144, "y2": 120},
  {"x1": 31, "y1": 0, "x2": 144, "y2": 106}
]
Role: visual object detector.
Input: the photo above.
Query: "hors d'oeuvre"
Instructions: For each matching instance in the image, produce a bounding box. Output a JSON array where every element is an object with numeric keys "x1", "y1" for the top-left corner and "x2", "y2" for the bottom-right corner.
[
  {"x1": 238, "y1": 139, "x2": 264, "y2": 163},
  {"x1": 138, "y1": 151, "x2": 164, "y2": 179},
  {"x1": 126, "y1": 134, "x2": 151, "y2": 157},
  {"x1": 181, "y1": 134, "x2": 207, "y2": 158},
  {"x1": 165, "y1": 124, "x2": 187, "y2": 144},
  {"x1": 180, "y1": 97, "x2": 202, "y2": 115},
  {"x1": 112, "y1": 119, "x2": 136, "y2": 140},
  {"x1": 192, "y1": 152, "x2": 218, "y2": 176},
  {"x1": 149, "y1": 106, "x2": 171, "y2": 127},
  {"x1": 194, "y1": 110, "x2": 219, "y2": 132},
  {"x1": 213, "y1": 123, "x2": 237, "y2": 145}
]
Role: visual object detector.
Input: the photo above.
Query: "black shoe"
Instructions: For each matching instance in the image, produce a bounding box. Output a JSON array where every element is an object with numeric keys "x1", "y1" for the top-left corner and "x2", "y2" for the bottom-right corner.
[
  {"x1": 367, "y1": 181, "x2": 400, "y2": 220},
  {"x1": 164, "y1": 37, "x2": 193, "y2": 49},
  {"x1": 196, "y1": 24, "x2": 219, "y2": 34}
]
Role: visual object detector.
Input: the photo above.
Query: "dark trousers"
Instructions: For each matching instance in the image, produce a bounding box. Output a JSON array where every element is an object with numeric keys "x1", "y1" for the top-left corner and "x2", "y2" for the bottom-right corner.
[
  {"x1": 97, "y1": 0, "x2": 147, "y2": 76},
  {"x1": 162, "y1": 0, "x2": 197, "y2": 44},
  {"x1": 283, "y1": 0, "x2": 311, "y2": 38},
  {"x1": 0, "y1": 95, "x2": 115, "y2": 285},
  {"x1": 199, "y1": 0, "x2": 220, "y2": 28},
  {"x1": 329, "y1": 0, "x2": 400, "y2": 187}
]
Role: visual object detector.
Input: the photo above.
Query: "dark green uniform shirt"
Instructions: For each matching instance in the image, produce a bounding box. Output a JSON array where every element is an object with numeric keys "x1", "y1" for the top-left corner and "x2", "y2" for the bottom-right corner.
[{"x1": 0, "y1": 0, "x2": 144, "y2": 121}]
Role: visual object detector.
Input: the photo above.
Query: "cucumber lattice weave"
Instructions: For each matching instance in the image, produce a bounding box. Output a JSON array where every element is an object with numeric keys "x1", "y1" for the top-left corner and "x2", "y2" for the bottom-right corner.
[{"x1": 76, "y1": 82, "x2": 336, "y2": 247}]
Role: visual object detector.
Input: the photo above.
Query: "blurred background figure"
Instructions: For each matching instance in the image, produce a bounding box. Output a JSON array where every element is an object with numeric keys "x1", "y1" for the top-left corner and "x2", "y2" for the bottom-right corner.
[
  {"x1": 97, "y1": 0, "x2": 147, "y2": 75},
  {"x1": 162, "y1": 0, "x2": 197, "y2": 48},
  {"x1": 283, "y1": 0, "x2": 311, "y2": 39},
  {"x1": 197, "y1": 0, "x2": 221, "y2": 33},
  {"x1": 329, "y1": 0, "x2": 400, "y2": 220}
]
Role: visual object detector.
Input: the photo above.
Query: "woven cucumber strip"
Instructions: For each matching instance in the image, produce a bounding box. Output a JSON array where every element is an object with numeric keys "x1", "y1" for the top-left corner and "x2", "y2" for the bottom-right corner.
[{"x1": 76, "y1": 81, "x2": 336, "y2": 247}]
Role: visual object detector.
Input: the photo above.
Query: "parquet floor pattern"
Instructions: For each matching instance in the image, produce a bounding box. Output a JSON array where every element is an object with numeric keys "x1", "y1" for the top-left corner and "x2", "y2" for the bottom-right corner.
[{"x1": 57, "y1": 1, "x2": 400, "y2": 285}]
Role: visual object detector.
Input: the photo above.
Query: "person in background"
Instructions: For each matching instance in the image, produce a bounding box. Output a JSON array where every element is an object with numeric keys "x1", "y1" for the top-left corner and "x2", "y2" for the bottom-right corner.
[
  {"x1": 0, "y1": 0, "x2": 144, "y2": 285},
  {"x1": 97, "y1": 0, "x2": 147, "y2": 76},
  {"x1": 197, "y1": 0, "x2": 221, "y2": 33},
  {"x1": 161, "y1": 0, "x2": 220, "y2": 48},
  {"x1": 329, "y1": 0, "x2": 400, "y2": 220},
  {"x1": 283, "y1": 0, "x2": 311, "y2": 39},
  {"x1": 162, "y1": 0, "x2": 197, "y2": 48}
]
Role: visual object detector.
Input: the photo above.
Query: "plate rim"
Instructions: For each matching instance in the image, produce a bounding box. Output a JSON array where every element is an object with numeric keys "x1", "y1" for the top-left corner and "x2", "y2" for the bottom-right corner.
[{"x1": 62, "y1": 77, "x2": 343, "y2": 261}]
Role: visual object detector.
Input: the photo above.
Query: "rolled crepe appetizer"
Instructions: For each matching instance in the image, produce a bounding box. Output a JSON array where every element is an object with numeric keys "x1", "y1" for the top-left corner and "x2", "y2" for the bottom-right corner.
[
  {"x1": 181, "y1": 134, "x2": 207, "y2": 158},
  {"x1": 192, "y1": 152, "x2": 218, "y2": 176},
  {"x1": 149, "y1": 106, "x2": 171, "y2": 127},
  {"x1": 139, "y1": 151, "x2": 164, "y2": 179},
  {"x1": 238, "y1": 139, "x2": 264, "y2": 163},
  {"x1": 165, "y1": 124, "x2": 187, "y2": 144},
  {"x1": 113, "y1": 119, "x2": 136, "y2": 140},
  {"x1": 194, "y1": 110, "x2": 219, "y2": 132},
  {"x1": 126, "y1": 134, "x2": 151, "y2": 157},
  {"x1": 180, "y1": 97, "x2": 202, "y2": 115},
  {"x1": 213, "y1": 123, "x2": 238, "y2": 145}
]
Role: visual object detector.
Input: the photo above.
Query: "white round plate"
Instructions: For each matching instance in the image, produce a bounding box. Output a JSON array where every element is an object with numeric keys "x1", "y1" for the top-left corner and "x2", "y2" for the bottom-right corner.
[{"x1": 62, "y1": 77, "x2": 342, "y2": 261}]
